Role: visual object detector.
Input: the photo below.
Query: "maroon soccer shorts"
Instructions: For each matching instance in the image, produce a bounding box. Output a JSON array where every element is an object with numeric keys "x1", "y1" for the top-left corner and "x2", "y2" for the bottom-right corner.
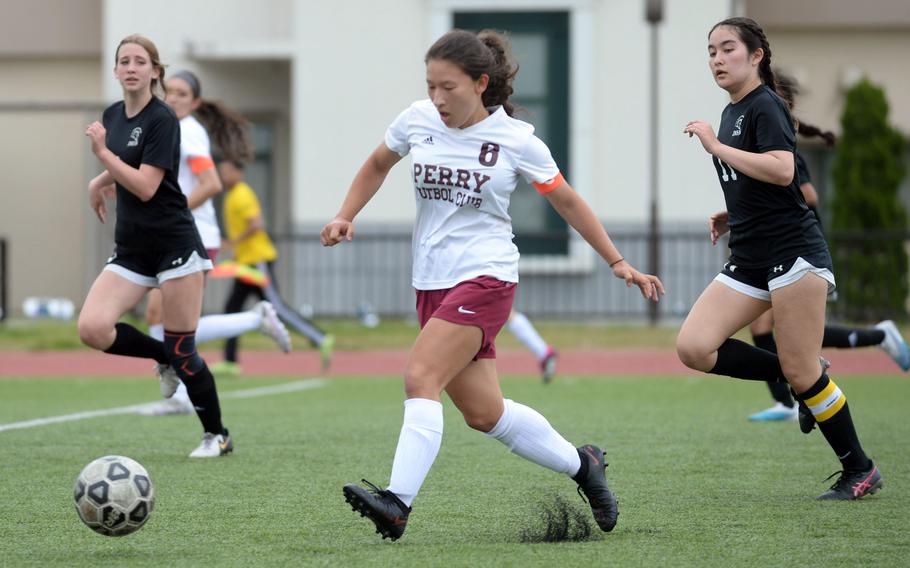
[{"x1": 416, "y1": 275, "x2": 516, "y2": 360}]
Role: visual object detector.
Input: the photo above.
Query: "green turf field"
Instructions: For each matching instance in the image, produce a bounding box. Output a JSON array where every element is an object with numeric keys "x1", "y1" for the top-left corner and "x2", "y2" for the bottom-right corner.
[{"x1": 0, "y1": 374, "x2": 907, "y2": 567}]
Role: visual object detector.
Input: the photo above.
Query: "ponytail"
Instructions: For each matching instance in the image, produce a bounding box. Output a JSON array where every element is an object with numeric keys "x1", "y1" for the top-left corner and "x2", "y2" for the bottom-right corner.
[
  {"x1": 425, "y1": 29, "x2": 519, "y2": 117},
  {"x1": 194, "y1": 100, "x2": 254, "y2": 165},
  {"x1": 798, "y1": 122, "x2": 836, "y2": 147}
]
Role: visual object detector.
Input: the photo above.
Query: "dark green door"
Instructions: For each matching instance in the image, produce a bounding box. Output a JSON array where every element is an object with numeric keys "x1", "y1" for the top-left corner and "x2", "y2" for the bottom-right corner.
[{"x1": 454, "y1": 12, "x2": 570, "y2": 255}]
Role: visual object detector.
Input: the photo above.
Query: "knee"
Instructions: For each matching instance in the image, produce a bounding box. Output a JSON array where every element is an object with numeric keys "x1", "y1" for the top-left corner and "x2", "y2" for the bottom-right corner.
[
  {"x1": 462, "y1": 412, "x2": 499, "y2": 433},
  {"x1": 403, "y1": 362, "x2": 439, "y2": 399},
  {"x1": 144, "y1": 304, "x2": 161, "y2": 326},
  {"x1": 676, "y1": 336, "x2": 708, "y2": 370},
  {"x1": 77, "y1": 317, "x2": 112, "y2": 350},
  {"x1": 779, "y1": 357, "x2": 819, "y2": 390}
]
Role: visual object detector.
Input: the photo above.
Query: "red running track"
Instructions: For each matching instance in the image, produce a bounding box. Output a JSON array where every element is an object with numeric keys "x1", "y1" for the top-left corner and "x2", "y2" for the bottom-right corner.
[{"x1": 0, "y1": 348, "x2": 905, "y2": 378}]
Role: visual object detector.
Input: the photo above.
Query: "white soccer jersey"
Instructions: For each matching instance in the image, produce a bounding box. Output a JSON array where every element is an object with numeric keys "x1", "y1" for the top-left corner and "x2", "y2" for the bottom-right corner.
[
  {"x1": 385, "y1": 99, "x2": 563, "y2": 290},
  {"x1": 178, "y1": 115, "x2": 221, "y2": 249}
]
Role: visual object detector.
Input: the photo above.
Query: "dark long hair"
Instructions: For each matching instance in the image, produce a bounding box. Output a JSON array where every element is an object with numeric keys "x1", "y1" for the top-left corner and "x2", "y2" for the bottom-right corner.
[
  {"x1": 170, "y1": 70, "x2": 255, "y2": 164},
  {"x1": 425, "y1": 29, "x2": 519, "y2": 116},
  {"x1": 710, "y1": 17, "x2": 778, "y2": 96},
  {"x1": 775, "y1": 70, "x2": 837, "y2": 147}
]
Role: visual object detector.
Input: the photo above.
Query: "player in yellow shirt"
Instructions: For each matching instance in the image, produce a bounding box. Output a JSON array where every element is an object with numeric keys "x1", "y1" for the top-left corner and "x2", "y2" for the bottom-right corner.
[{"x1": 216, "y1": 160, "x2": 334, "y2": 373}]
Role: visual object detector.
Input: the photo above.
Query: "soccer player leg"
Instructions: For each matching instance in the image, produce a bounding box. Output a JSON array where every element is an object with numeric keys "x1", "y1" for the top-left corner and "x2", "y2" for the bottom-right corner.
[
  {"x1": 677, "y1": 279, "x2": 781, "y2": 381},
  {"x1": 748, "y1": 310, "x2": 797, "y2": 420},
  {"x1": 80, "y1": 270, "x2": 167, "y2": 362},
  {"x1": 160, "y1": 271, "x2": 230, "y2": 455},
  {"x1": 772, "y1": 271, "x2": 880, "y2": 499},
  {"x1": 343, "y1": 317, "x2": 480, "y2": 540}
]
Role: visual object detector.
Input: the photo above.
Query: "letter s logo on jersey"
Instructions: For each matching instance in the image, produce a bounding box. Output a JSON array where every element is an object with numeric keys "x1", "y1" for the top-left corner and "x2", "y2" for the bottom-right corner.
[
  {"x1": 127, "y1": 127, "x2": 142, "y2": 147},
  {"x1": 732, "y1": 115, "x2": 744, "y2": 137}
]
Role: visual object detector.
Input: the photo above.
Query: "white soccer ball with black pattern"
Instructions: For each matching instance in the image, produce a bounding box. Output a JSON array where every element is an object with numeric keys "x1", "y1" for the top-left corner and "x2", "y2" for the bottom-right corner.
[{"x1": 73, "y1": 455, "x2": 155, "y2": 536}]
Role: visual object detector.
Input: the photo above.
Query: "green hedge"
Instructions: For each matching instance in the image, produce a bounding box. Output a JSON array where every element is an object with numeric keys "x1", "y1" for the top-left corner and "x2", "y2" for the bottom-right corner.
[{"x1": 830, "y1": 79, "x2": 908, "y2": 321}]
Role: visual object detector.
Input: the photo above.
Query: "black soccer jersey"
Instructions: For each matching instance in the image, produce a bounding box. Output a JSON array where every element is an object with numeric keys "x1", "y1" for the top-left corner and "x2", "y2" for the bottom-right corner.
[
  {"x1": 713, "y1": 85, "x2": 826, "y2": 267},
  {"x1": 102, "y1": 97, "x2": 201, "y2": 252},
  {"x1": 795, "y1": 150, "x2": 811, "y2": 185}
]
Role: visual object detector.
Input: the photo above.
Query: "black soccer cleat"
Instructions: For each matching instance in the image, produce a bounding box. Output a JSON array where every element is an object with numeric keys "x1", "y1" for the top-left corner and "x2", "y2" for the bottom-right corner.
[
  {"x1": 573, "y1": 444, "x2": 618, "y2": 532},
  {"x1": 343, "y1": 479, "x2": 411, "y2": 541},
  {"x1": 796, "y1": 356, "x2": 832, "y2": 434},
  {"x1": 816, "y1": 463, "x2": 883, "y2": 501}
]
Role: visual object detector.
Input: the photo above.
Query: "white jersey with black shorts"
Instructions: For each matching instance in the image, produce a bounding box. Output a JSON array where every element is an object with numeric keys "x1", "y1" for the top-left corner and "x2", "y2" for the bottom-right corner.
[
  {"x1": 711, "y1": 86, "x2": 833, "y2": 301},
  {"x1": 101, "y1": 97, "x2": 212, "y2": 287},
  {"x1": 385, "y1": 99, "x2": 564, "y2": 290}
]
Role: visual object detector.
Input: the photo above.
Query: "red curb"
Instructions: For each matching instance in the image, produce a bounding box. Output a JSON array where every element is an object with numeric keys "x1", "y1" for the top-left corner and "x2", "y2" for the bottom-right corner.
[{"x1": 0, "y1": 348, "x2": 904, "y2": 378}]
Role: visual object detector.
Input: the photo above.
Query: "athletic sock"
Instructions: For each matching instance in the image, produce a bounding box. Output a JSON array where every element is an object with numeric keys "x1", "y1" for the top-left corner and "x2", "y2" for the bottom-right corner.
[
  {"x1": 104, "y1": 323, "x2": 168, "y2": 364},
  {"x1": 797, "y1": 373, "x2": 871, "y2": 472},
  {"x1": 485, "y1": 399, "x2": 582, "y2": 477},
  {"x1": 822, "y1": 326, "x2": 886, "y2": 349},
  {"x1": 507, "y1": 312, "x2": 550, "y2": 360},
  {"x1": 387, "y1": 398, "x2": 443, "y2": 507},
  {"x1": 710, "y1": 338, "x2": 786, "y2": 382},
  {"x1": 151, "y1": 313, "x2": 262, "y2": 345},
  {"x1": 163, "y1": 330, "x2": 224, "y2": 435}
]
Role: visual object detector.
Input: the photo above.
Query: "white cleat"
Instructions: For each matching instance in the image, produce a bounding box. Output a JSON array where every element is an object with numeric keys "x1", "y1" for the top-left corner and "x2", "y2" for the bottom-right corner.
[
  {"x1": 748, "y1": 402, "x2": 799, "y2": 422},
  {"x1": 155, "y1": 363, "x2": 181, "y2": 398},
  {"x1": 188, "y1": 431, "x2": 234, "y2": 458},
  {"x1": 255, "y1": 301, "x2": 292, "y2": 353},
  {"x1": 136, "y1": 397, "x2": 194, "y2": 416},
  {"x1": 875, "y1": 320, "x2": 910, "y2": 372}
]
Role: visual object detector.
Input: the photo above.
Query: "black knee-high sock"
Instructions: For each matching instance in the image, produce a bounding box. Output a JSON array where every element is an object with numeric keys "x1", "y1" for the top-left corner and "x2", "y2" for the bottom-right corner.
[
  {"x1": 751, "y1": 332, "x2": 794, "y2": 407},
  {"x1": 797, "y1": 373, "x2": 871, "y2": 472},
  {"x1": 710, "y1": 338, "x2": 787, "y2": 382},
  {"x1": 104, "y1": 323, "x2": 169, "y2": 364},
  {"x1": 822, "y1": 326, "x2": 885, "y2": 349},
  {"x1": 163, "y1": 330, "x2": 225, "y2": 435}
]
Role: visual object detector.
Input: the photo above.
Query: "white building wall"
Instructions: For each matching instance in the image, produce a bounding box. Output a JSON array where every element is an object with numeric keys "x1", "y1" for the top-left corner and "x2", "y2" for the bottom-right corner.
[
  {"x1": 103, "y1": 0, "x2": 730, "y2": 228},
  {"x1": 294, "y1": 0, "x2": 429, "y2": 226}
]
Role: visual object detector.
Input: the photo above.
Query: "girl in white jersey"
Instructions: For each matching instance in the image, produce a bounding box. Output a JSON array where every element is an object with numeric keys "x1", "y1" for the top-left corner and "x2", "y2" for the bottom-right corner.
[
  {"x1": 322, "y1": 29, "x2": 664, "y2": 540},
  {"x1": 140, "y1": 70, "x2": 291, "y2": 416}
]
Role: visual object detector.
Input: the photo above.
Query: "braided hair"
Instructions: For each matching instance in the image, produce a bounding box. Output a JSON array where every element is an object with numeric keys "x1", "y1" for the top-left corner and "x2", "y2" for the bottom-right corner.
[
  {"x1": 776, "y1": 70, "x2": 837, "y2": 147},
  {"x1": 425, "y1": 29, "x2": 519, "y2": 116},
  {"x1": 710, "y1": 17, "x2": 778, "y2": 95}
]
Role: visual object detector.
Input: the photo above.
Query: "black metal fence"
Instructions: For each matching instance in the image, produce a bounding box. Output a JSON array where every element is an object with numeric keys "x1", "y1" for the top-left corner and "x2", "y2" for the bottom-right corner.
[{"x1": 260, "y1": 229, "x2": 728, "y2": 321}]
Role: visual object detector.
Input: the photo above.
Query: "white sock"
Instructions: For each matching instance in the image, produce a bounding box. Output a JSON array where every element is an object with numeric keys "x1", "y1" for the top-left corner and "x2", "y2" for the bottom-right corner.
[
  {"x1": 486, "y1": 399, "x2": 581, "y2": 476},
  {"x1": 149, "y1": 312, "x2": 261, "y2": 345},
  {"x1": 386, "y1": 398, "x2": 444, "y2": 507},
  {"x1": 172, "y1": 382, "x2": 191, "y2": 405},
  {"x1": 508, "y1": 312, "x2": 550, "y2": 360},
  {"x1": 149, "y1": 324, "x2": 164, "y2": 341}
]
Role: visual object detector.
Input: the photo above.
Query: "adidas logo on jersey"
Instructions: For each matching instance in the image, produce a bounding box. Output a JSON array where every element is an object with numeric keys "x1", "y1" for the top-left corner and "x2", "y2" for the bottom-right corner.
[{"x1": 422, "y1": 136, "x2": 434, "y2": 145}]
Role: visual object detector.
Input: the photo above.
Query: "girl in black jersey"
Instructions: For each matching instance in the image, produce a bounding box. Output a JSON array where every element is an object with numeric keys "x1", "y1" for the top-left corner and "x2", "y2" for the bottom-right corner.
[
  {"x1": 78, "y1": 34, "x2": 232, "y2": 458},
  {"x1": 677, "y1": 18, "x2": 882, "y2": 500},
  {"x1": 746, "y1": 72, "x2": 909, "y2": 422}
]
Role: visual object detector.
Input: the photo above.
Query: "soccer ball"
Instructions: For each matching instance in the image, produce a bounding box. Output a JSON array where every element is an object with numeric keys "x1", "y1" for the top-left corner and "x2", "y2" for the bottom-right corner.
[{"x1": 73, "y1": 455, "x2": 155, "y2": 536}]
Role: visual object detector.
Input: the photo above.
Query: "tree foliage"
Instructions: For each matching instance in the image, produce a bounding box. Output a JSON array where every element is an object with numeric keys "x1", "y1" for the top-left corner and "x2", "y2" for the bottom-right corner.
[{"x1": 830, "y1": 79, "x2": 908, "y2": 320}]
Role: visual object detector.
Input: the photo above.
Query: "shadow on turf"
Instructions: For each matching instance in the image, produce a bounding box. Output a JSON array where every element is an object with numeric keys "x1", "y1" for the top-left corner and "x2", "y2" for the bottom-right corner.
[{"x1": 520, "y1": 492, "x2": 601, "y2": 543}]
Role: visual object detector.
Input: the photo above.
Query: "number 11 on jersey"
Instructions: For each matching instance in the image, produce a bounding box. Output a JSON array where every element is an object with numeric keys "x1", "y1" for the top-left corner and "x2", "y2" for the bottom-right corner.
[{"x1": 715, "y1": 157, "x2": 738, "y2": 182}]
